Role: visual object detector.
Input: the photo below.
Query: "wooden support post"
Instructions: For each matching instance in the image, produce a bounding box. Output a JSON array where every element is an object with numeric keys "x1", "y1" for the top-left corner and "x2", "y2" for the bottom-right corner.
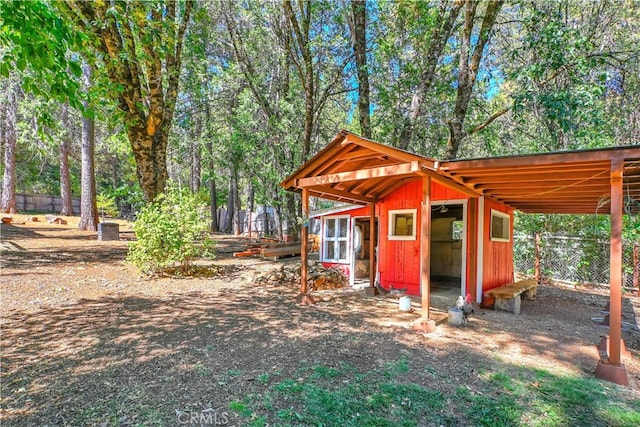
[
  {"x1": 595, "y1": 158, "x2": 628, "y2": 385},
  {"x1": 468, "y1": 198, "x2": 478, "y2": 300},
  {"x1": 297, "y1": 188, "x2": 315, "y2": 306},
  {"x1": 365, "y1": 202, "x2": 379, "y2": 296},
  {"x1": 414, "y1": 175, "x2": 436, "y2": 333}
]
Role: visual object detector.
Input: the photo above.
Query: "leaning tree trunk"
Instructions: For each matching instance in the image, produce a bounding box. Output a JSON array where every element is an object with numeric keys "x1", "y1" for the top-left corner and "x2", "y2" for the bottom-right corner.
[
  {"x1": 445, "y1": 0, "x2": 502, "y2": 159},
  {"x1": 78, "y1": 65, "x2": 98, "y2": 231},
  {"x1": 59, "y1": 103, "x2": 74, "y2": 216},
  {"x1": 1, "y1": 86, "x2": 17, "y2": 213}
]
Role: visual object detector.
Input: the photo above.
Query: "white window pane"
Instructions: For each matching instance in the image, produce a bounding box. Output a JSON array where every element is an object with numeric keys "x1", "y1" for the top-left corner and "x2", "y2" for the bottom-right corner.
[
  {"x1": 327, "y1": 241, "x2": 335, "y2": 259},
  {"x1": 339, "y1": 218, "x2": 348, "y2": 237},
  {"x1": 339, "y1": 241, "x2": 347, "y2": 260},
  {"x1": 326, "y1": 219, "x2": 336, "y2": 237}
]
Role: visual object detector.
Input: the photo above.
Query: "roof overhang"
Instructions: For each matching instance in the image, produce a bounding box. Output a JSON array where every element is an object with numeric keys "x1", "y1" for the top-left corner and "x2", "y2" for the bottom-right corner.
[
  {"x1": 282, "y1": 130, "x2": 640, "y2": 215},
  {"x1": 439, "y1": 147, "x2": 640, "y2": 215},
  {"x1": 281, "y1": 130, "x2": 476, "y2": 205}
]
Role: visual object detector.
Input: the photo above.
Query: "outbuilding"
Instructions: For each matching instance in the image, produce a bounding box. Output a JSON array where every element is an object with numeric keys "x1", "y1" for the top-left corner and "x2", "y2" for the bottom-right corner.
[{"x1": 282, "y1": 130, "x2": 640, "y2": 385}]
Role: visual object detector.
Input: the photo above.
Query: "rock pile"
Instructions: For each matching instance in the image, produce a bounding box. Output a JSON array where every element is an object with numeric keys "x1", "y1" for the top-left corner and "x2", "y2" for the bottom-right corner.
[{"x1": 255, "y1": 262, "x2": 348, "y2": 291}]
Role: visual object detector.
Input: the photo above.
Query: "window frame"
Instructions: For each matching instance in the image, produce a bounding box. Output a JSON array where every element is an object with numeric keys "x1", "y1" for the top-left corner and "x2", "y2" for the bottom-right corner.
[
  {"x1": 388, "y1": 209, "x2": 417, "y2": 241},
  {"x1": 489, "y1": 209, "x2": 510, "y2": 242},
  {"x1": 322, "y1": 215, "x2": 350, "y2": 263}
]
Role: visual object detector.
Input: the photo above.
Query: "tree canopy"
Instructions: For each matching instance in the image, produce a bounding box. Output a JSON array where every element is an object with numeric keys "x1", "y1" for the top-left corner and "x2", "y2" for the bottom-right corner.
[{"x1": 1, "y1": 0, "x2": 638, "y2": 232}]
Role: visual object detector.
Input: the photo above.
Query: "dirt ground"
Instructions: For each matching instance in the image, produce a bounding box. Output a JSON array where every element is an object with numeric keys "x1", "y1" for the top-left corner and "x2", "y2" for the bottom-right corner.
[{"x1": 2, "y1": 215, "x2": 640, "y2": 426}]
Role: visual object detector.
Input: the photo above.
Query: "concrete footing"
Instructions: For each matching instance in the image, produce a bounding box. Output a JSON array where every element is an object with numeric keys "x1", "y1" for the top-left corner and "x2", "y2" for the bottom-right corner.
[
  {"x1": 413, "y1": 318, "x2": 437, "y2": 333},
  {"x1": 296, "y1": 294, "x2": 316, "y2": 306},
  {"x1": 595, "y1": 360, "x2": 629, "y2": 386},
  {"x1": 365, "y1": 287, "x2": 379, "y2": 296}
]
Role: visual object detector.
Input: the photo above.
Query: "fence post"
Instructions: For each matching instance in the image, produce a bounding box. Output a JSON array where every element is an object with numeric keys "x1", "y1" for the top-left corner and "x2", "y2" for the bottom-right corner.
[{"x1": 534, "y1": 232, "x2": 541, "y2": 284}]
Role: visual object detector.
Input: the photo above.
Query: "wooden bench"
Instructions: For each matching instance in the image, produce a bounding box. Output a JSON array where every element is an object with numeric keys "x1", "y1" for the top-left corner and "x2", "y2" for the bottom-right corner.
[{"x1": 484, "y1": 279, "x2": 538, "y2": 314}]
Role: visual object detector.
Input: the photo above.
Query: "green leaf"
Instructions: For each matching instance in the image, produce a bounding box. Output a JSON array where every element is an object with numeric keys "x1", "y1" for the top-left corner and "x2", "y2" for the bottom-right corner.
[{"x1": 68, "y1": 60, "x2": 82, "y2": 77}]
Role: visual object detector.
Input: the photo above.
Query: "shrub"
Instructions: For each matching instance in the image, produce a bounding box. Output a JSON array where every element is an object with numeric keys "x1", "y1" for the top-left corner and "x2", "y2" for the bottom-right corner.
[
  {"x1": 96, "y1": 193, "x2": 119, "y2": 218},
  {"x1": 126, "y1": 184, "x2": 215, "y2": 274}
]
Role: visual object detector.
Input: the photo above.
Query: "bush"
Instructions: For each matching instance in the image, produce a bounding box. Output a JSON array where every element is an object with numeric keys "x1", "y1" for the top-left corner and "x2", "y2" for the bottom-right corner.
[
  {"x1": 96, "y1": 193, "x2": 119, "y2": 218},
  {"x1": 126, "y1": 184, "x2": 215, "y2": 274}
]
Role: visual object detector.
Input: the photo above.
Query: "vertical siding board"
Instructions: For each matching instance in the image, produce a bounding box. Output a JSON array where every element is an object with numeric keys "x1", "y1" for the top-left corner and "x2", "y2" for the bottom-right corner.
[{"x1": 481, "y1": 199, "x2": 514, "y2": 292}]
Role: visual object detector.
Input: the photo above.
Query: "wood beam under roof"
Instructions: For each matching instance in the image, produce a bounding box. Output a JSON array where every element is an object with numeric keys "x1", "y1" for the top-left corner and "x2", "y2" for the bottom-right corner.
[
  {"x1": 296, "y1": 161, "x2": 420, "y2": 187},
  {"x1": 442, "y1": 147, "x2": 640, "y2": 171}
]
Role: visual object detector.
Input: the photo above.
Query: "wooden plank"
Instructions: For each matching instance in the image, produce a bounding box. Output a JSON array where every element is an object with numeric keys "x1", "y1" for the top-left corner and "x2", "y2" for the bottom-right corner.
[
  {"x1": 261, "y1": 246, "x2": 302, "y2": 258},
  {"x1": 296, "y1": 161, "x2": 420, "y2": 187},
  {"x1": 485, "y1": 280, "x2": 537, "y2": 299}
]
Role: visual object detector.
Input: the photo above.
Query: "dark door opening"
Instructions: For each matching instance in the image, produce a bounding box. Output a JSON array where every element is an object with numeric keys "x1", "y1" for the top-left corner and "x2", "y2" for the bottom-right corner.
[{"x1": 430, "y1": 204, "x2": 464, "y2": 306}]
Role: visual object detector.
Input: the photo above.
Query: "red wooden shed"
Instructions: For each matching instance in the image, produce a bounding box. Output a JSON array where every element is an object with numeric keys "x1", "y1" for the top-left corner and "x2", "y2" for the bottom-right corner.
[{"x1": 282, "y1": 130, "x2": 640, "y2": 385}]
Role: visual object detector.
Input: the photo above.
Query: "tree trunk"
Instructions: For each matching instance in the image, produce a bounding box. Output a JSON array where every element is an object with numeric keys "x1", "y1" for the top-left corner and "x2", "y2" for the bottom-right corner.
[
  {"x1": 78, "y1": 64, "x2": 99, "y2": 231},
  {"x1": 232, "y1": 166, "x2": 241, "y2": 235},
  {"x1": 64, "y1": 1, "x2": 192, "y2": 202},
  {"x1": 396, "y1": 0, "x2": 463, "y2": 150},
  {"x1": 350, "y1": 0, "x2": 371, "y2": 138},
  {"x1": 247, "y1": 181, "x2": 255, "y2": 213},
  {"x1": 205, "y1": 103, "x2": 218, "y2": 232},
  {"x1": 1, "y1": 85, "x2": 17, "y2": 213},
  {"x1": 190, "y1": 125, "x2": 201, "y2": 193},
  {"x1": 210, "y1": 176, "x2": 218, "y2": 232},
  {"x1": 283, "y1": 0, "x2": 314, "y2": 161},
  {"x1": 445, "y1": 0, "x2": 502, "y2": 159},
  {"x1": 59, "y1": 103, "x2": 74, "y2": 216},
  {"x1": 224, "y1": 170, "x2": 235, "y2": 233}
]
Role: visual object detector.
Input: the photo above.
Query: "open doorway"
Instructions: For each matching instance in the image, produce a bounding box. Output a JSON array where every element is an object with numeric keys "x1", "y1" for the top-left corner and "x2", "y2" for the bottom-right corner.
[
  {"x1": 350, "y1": 217, "x2": 378, "y2": 287},
  {"x1": 430, "y1": 202, "x2": 466, "y2": 308}
]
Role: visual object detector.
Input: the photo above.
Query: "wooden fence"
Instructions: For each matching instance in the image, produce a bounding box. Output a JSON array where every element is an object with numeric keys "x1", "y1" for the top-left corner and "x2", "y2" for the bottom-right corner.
[{"x1": 13, "y1": 193, "x2": 81, "y2": 214}]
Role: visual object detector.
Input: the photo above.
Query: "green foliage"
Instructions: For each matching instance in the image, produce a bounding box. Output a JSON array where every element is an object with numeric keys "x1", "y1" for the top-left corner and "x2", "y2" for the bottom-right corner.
[
  {"x1": 126, "y1": 183, "x2": 215, "y2": 274},
  {"x1": 96, "y1": 193, "x2": 119, "y2": 218},
  {"x1": 0, "y1": 0, "x2": 84, "y2": 109}
]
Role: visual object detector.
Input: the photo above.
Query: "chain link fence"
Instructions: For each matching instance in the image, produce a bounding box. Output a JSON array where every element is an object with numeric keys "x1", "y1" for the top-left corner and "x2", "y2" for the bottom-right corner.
[{"x1": 514, "y1": 233, "x2": 637, "y2": 288}]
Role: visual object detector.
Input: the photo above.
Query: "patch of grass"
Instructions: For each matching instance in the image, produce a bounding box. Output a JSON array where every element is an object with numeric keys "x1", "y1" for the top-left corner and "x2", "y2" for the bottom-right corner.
[
  {"x1": 194, "y1": 363, "x2": 211, "y2": 377},
  {"x1": 235, "y1": 358, "x2": 640, "y2": 426},
  {"x1": 456, "y1": 367, "x2": 640, "y2": 426},
  {"x1": 383, "y1": 355, "x2": 410, "y2": 378},
  {"x1": 237, "y1": 358, "x2": 450, "y2": 426},
  {"x1": 227, "y1": 369, "x2": 242, "y2": 377},
  {"x1": 229, "y1": 400, "x2": 253, "y2": 418},
  {"x1": 311, "y1": 364, "x2": 340, "y2": 379},
  {"x1": 256, "y1": 373, "x2": 270, "y2": 384}
]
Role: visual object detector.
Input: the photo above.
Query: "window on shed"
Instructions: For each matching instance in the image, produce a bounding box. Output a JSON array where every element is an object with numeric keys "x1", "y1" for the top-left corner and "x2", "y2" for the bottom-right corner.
[
  {"x1": 323, "y1": 216, "x2": 349, "y2": 262},
  {"x1": 388, "y1": 209, "x2": 417, "y2": 240},
  {"x1": 490, "y1": 210, "x2": 510, "y2": 242}
]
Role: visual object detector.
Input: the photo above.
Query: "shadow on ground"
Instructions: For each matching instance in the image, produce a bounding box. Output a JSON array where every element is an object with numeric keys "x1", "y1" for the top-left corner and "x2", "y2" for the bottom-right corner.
[{"x1": 2, "y1": 285, "x2": 635, "y2": 426}]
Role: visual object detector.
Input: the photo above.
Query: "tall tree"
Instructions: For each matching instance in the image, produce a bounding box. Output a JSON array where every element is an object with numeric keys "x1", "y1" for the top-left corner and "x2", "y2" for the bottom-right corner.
[
  {"x1": 63, "y1": 0, "x2": 193, "y2": 201},
  {"x1": 1, "y1": 80, "x2": 18, "y2": 213},
  {"x1": 283, "y1": 0, "x2": 352, "y2": 160},
  {"x1": 445, "y1": 0, "x2": 503, "y2": 159},
  {"x1": 77, "y1": 64, "x2": 98, "y2": 231},
  {"x1": 349, "y1": 0, "x2": 371, "y2": 138},
  {"x1": 399, "y1": 0, "x2": 463, "y2": 150},
  {"x1": 59, "y1": 103, "x2": 74, "y2": 215}
]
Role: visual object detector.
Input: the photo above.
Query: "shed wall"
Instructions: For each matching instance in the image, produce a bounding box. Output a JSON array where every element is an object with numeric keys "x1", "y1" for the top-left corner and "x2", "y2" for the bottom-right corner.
[{"x1": 480, "y1": 198, "x2": 515, "y2": 292}]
